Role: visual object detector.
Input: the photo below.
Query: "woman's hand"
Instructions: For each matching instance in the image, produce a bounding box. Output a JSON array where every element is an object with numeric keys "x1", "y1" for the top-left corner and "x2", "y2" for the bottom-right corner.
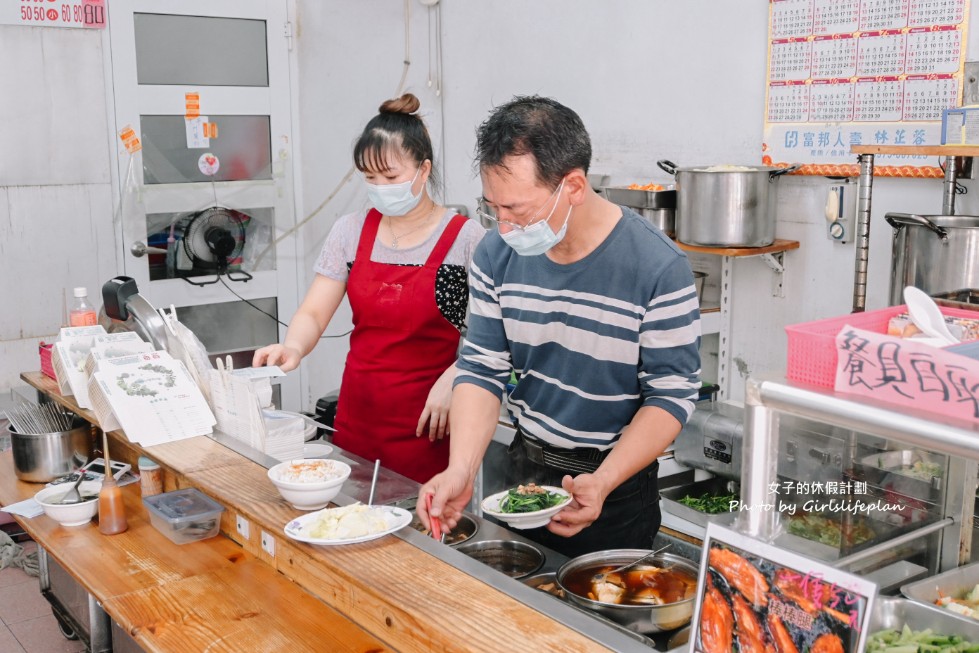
[
  {"x1": 252, "y1": 344, "x2": 303, "y2": 372},
  {"x1": 417, "y1": 364, "x2": 456, "y2": 441}
]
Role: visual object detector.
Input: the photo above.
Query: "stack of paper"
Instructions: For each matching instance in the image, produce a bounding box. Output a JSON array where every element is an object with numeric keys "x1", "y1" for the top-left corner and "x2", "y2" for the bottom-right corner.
[
  {"x1": 262, "y1": 409, "x2": 305, "y2": 461},
  {"x1": 83, "y1": 332, "x2": 154, "y2": 377},
  {"x1": 88, "y1": 350, "x2": 216, "y2": 445},
  {"x1": 162, "y1": 310, "x2": 214, "y2": 402},
  {"x1": 209, "y1": 360, "x2": 301, "y2": 459},
  {"x1": 51, "y1": 325, "x2": 107, "y2": 407}
]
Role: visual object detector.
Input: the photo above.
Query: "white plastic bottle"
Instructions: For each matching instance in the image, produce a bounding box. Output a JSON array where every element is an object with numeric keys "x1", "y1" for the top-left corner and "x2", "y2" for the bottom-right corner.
[{"x1": 69, "y1": 287, "x2": 98, "y2": 327}]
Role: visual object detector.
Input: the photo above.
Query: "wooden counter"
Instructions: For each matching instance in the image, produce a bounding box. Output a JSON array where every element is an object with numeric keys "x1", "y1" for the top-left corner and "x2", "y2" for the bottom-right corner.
[
  {"x1": 0, "y1": 451, "x2": 386, "y2": 652},
  {"x1": 9, "y1": 372, "x2": 614, "y2": 653}
]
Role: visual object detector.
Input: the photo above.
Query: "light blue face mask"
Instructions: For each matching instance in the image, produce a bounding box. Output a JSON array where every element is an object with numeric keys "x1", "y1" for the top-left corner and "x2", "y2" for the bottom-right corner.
[
  {"x1": 500, "y1": 184, "x2": 572, "y2": 256},
  {"x1": 366, "y1": 168, "x2": 423, "y2": 216}
]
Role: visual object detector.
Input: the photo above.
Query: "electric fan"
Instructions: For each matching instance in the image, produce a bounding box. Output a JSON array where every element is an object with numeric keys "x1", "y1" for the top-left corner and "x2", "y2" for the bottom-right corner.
[{"x1": 180, "y1": 207, "x2": 253, "y2": 286}]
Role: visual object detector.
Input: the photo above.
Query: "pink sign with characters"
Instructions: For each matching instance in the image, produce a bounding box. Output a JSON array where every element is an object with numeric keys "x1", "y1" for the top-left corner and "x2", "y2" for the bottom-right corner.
[{"x1": 834, "y1": 326, "x2": 979, "y2": 422}]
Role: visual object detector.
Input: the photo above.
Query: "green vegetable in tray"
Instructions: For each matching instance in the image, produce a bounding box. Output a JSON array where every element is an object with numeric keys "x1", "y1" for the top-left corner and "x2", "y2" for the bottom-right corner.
[
  {"x1": 867, "y1": 624, "x2": 979, "y2": 652},
  {"x1": 677, "y1": 492, "x2": 737, "y2": 514},
  {"x1": 499, "y1": 483, "x2": 566, "y2": 514}
]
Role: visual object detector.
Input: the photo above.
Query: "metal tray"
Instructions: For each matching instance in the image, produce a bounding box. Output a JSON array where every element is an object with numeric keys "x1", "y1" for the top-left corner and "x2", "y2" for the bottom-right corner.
[
  {"x1": 870, "y1": 595, "x2": 979, "y2": 638},
  {"x1": 934, "y1": 288, "x2": 979, "y2": 311},
  {"x1": 851, "y1": 449, "x2": 945, "y2": 503},
  {"x1": 660, "y1": 477, "x2": 738, "y2": 529},
  {"x1": 602, "y1": 186, "x2": 676, "y2": 210},
  {"x1": 902, "y1": 560, "x2": 979, "y2": 623}
]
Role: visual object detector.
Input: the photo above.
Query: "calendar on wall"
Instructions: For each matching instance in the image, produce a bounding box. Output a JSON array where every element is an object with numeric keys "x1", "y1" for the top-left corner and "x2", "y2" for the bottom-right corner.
[{"x1": 762, "y1": 0, "x2": 970, "y2": 178}]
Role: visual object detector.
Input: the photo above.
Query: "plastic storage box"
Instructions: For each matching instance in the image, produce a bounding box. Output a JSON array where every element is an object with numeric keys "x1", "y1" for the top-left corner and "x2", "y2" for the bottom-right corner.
[
  {"x1": 142, "y1": 488, "x2": 224, "y2": 545},
  {"x1": 785, "y1": 304, "x2": 979, "y2": 388}
]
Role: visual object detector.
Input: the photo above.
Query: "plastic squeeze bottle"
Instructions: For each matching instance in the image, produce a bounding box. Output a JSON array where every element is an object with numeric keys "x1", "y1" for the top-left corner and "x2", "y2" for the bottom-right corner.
[
  {"x1": 69, "y1": 287, "x2": 98, "y2": 327},
  {"x1": 97, "y1": 474, "x2": 129, "y2": 535}
]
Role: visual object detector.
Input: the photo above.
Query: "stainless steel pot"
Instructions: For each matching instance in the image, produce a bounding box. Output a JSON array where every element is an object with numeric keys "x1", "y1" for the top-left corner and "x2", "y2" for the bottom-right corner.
[
  {"x1": 886, "y1": 213, "x2": 979, "y2": 305},
  {"x1": 658, "y1": 160, "x2": 799, "y2": 248},
  {"x1": 9, "y1": 422, "x2": 95, "y2": 483},
  {"x1": 556, "y1": 549, "x2": 699, "y2": 634},
  {"x1": 602, "y1": 187, "x2": 677, "y2": 237}
]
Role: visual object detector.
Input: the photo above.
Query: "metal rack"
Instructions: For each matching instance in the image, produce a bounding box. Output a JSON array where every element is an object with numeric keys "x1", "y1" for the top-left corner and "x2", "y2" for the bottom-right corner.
[
  {"x1": 739, "y1": 374, "x2": 979, "y2": 573},
  {"x1": 850, "y1": 144, "x2": 979, "y2": 312},
  {"x1": 677, "y1": 239, "x2": 800, "y2": 401}
]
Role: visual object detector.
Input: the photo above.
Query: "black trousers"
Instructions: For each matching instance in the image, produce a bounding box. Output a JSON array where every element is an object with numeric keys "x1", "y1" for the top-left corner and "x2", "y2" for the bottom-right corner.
[{"x1": 503, "y1": 432, "x2": 661, "y2": 559}]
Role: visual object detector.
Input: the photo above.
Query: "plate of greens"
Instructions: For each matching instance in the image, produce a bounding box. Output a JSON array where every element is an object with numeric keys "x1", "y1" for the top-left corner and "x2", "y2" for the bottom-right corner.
[{"x1": 481, "y1": 483, "x2": 572, "y2": 530}]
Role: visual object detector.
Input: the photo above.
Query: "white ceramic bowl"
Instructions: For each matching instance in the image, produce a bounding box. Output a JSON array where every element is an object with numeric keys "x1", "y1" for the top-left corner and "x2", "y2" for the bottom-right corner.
[
  {"x1": 267, "y1": 459, "x2": 351, "y2": 511},
  {"x1": 34, "y1": 483, "x2": 99, "y2": 527},
  {"x1": 481, "y1": 486, "x2": 572, "y2": 529}
]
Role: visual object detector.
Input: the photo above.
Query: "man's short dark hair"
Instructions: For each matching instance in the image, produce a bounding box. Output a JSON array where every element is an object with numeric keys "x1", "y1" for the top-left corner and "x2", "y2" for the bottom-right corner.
[{"x1": 475, "y1": 96, "x2": 591, "y2": 188}]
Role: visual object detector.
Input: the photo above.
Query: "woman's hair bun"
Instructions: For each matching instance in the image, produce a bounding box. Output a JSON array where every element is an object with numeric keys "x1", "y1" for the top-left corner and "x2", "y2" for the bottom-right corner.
[{"x1": 379, "y1": 93, "x2": 421, "y2": 116}]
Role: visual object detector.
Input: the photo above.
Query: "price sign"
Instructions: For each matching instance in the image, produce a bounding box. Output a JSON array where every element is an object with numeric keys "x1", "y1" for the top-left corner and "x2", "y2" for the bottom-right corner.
[{"x1": 0, "y1": 0, "x2": 106, "y2": 29}]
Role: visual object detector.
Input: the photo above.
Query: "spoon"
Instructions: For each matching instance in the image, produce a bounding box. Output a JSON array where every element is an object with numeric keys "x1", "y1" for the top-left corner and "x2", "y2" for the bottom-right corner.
[
  {"x1": 58, "y1": 472, "x2": 87, "y2": 505},
  {"x1": 592, "y1": 544, "x2": 671, "y2": 584},
  {"x1": 904, "y1": 286, "x2": 959, "y2": 345}
]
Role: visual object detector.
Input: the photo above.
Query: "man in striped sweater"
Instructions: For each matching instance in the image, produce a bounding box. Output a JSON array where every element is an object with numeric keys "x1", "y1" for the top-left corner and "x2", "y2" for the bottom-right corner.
[{"x1": 420, "y1": 96, "x2": 701, "y2": 557}]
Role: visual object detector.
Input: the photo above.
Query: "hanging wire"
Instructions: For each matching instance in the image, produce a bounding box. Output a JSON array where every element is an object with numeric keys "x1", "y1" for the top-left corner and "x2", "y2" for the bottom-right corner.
[{"x1": 218, "y1": 275, "x2": 351, "y2": 339}]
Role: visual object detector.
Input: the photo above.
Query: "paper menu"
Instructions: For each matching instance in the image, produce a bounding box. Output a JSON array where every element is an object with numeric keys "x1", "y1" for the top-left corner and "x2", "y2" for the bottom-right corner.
[
  {"x1": 164, "y1": 313, "x2": 214, "y2": 402},
  {"x1": 83, "y1": 332, "x2": 152, "y2": 377},
  {"x1": 51, "y1": 325, "x2": 107, "y2": 407},
  {"x1": 88, "y1": 350, "x2": 216, "y2": 445}
]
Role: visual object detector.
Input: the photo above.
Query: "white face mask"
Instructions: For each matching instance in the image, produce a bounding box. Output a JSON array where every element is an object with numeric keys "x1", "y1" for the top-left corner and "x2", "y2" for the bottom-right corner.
[
  {"x1": 366, "y1": 168, "x2": 423, "y2": 216},
  {"x1": 500, "y1": 183, "x2": 572, "y2": 256}
]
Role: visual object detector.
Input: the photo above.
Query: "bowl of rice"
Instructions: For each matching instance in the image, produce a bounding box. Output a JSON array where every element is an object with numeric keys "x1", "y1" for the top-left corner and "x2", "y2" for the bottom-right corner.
[{"x1": 267, "y1": 459, "x2": 351, "y2": 511}]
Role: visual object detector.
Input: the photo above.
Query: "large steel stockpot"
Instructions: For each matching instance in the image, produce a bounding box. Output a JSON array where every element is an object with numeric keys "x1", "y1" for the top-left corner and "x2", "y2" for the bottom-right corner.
[
  {"x1": 555, "y1": 549, "x2": 700, "y2": 634},
  {"x1": 658, "y1": 160, "x2": 799, "y2": 248},
  {"x1": 886, "y1": 213, "x2": 979, "y2": 305},
  {"x1": 9, "y1": 421, "x2": 95, "y2": 483}
]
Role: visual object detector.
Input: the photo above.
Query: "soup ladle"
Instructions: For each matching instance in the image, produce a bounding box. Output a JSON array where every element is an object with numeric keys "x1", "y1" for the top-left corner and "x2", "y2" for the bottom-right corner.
[
  {"x1": 592, "y1": 544, "x2": 671, "y2": 584},
  {"x1": 57, "y1": 473, "x2": 87, "y2": 505}
]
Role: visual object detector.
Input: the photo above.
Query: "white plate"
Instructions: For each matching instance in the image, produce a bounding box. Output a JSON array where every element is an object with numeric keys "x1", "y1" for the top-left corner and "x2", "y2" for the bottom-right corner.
[
  {"x1": 481, "y1": 486, "x2": 572, "y2": 530},
  {"x1": 303, "y1": 442, "x2": 334, "y2": 458},
  {"x1": 283, "y1": 505, "x2": 412, "y2": 545}
]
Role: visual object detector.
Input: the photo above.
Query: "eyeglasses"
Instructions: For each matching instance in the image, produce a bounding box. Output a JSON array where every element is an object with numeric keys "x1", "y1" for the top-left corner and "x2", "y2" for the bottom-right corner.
[{"x1": 475, "y1": 179, "x2": 565, "y2": 232}]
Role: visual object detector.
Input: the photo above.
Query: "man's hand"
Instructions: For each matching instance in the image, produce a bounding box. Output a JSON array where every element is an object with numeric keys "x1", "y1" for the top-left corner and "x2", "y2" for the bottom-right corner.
[
  {"x1": 416, "y1": 466, "x2": 473, "y2": 533},
  {"x1": 547, "y1": 473, "x2": 610, "y2": 537}
]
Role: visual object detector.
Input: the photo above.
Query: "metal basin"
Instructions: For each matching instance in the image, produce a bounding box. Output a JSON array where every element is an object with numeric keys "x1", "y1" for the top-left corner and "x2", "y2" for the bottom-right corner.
[
  {"x1": 9, "y1": 422, "x2": 94, "y2": 483},
  {"x1": 410, "y1": 512, "x2": 479, "y2": 547},
  {"x1": 456, "y1": 539, "x2": 544, "y2": 579},
  {"x1": 556, "y1": 550, "x2": 700, "y2": 634}
]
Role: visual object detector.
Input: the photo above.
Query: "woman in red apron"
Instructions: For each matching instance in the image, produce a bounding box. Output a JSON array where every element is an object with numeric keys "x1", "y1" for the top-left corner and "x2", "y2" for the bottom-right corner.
[{"x1": 254, "y1": 93, "x2": 484, "y2": 483}]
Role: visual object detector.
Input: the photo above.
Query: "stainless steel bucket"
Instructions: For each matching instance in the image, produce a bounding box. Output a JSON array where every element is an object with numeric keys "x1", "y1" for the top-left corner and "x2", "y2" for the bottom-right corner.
[
  {"x1": 9, "y1": 422, "x2": 95, "y2": 483},
  {"x1": 658, "y1": 160, "x2": 799, "y2": 247},
  {"x1": 886, "y1": 213, "x2": 979, "y2": 305}
]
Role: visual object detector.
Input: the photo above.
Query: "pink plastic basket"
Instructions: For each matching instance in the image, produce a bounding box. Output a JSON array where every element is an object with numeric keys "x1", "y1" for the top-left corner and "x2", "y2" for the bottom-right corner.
[{"x1": 785, "y1": 304, "x2": 979, "y2": 388}]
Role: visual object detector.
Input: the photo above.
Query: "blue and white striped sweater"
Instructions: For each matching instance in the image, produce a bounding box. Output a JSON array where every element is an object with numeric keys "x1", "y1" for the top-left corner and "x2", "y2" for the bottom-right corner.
[{"x1": 456, "y1": 207, "x2": 702, "y2": 450}]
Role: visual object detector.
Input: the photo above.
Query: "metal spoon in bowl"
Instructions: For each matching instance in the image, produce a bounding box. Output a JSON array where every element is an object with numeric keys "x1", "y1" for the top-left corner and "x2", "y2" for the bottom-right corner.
[
  {"x1": 57, "y1": 473, "x2": 87, "y2": 505},
  {"x1": 592, "y1": 544, "x2": 671, "y2": 585}
]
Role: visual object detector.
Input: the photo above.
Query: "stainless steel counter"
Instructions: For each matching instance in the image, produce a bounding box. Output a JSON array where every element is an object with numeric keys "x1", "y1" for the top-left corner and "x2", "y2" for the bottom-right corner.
[{"x1": 212, "y1": 431, "x2": 693, "y2": 651}]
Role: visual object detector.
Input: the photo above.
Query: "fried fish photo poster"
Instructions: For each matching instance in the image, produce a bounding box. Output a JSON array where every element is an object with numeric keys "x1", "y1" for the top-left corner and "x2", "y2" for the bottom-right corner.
[{"x1": 692, "y1": 524, "x2": 876, "y2": 653}]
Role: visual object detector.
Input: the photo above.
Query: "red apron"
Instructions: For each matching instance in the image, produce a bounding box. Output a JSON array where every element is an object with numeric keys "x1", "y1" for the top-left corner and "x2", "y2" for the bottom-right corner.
[{"x1": 332, "y1": 209, "x2": 468, "y2": 483}]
